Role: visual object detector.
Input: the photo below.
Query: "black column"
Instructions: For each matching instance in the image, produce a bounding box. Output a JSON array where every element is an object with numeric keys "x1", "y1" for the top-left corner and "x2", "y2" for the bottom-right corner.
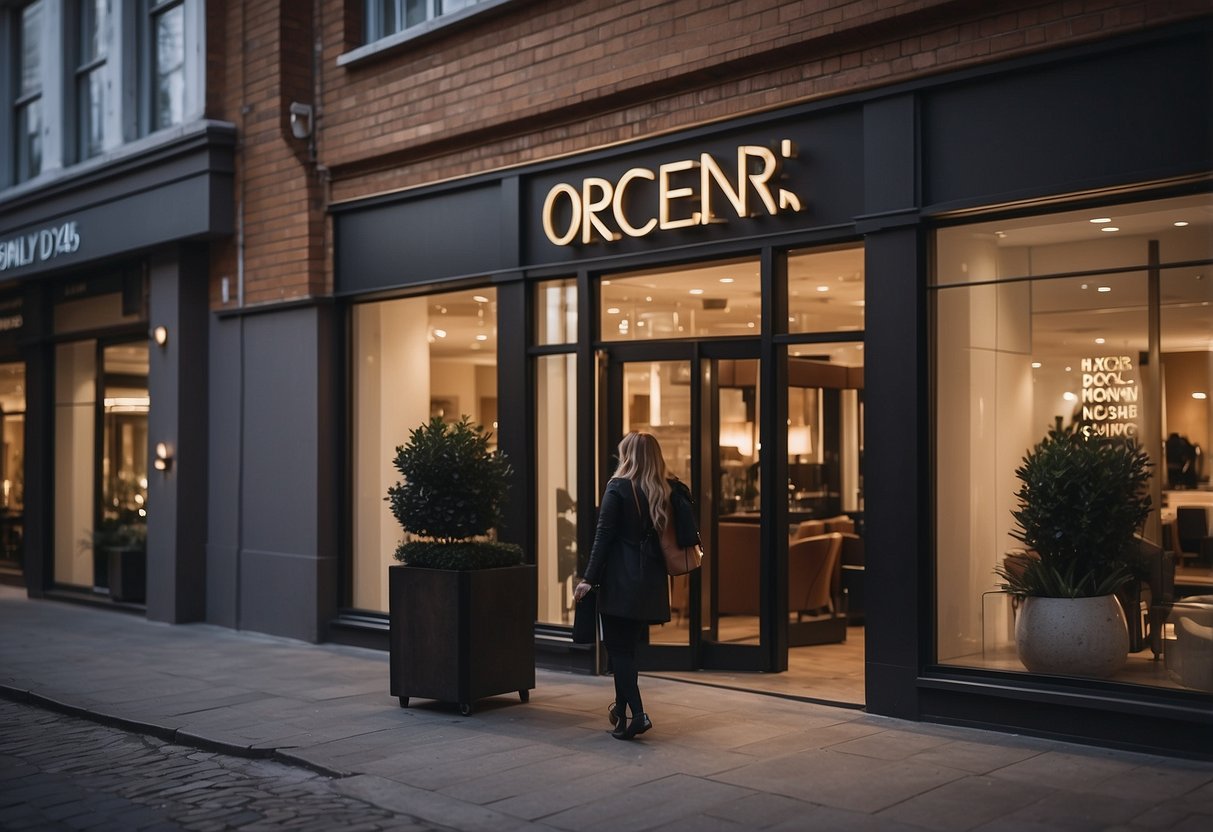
[{"x1": 19, "y1": 281, "x2": 51, "y2": 597}]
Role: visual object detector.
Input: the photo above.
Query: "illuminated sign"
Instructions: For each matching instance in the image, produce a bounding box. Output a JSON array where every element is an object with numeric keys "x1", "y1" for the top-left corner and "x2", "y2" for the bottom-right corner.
[
  {"x1": 541, "y1": 140, "x2": 802, "y2": 246},
  {"x1": 0, "y1": 220, "x2": 81, "y2": 272},
  {"x1": 1080, "y1": 355, "x2": 1139, "y2": 438}
]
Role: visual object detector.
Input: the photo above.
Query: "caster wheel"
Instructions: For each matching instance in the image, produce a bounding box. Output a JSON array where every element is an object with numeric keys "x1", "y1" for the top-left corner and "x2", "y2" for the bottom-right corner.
[
  {"x1": 398, "y1": 697, "x2": 409, "y2": 708},
  {"x1": 519, "y1": 690, "x2": 530, "y2": 703},
  {"x1": 459, "y1": 702, "x2": 473, "y2": 716}
]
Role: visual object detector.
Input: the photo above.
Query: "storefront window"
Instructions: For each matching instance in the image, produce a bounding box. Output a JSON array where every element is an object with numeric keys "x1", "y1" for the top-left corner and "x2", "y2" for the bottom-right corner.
[
  {"x1": 535, "y1": 354, "x2": 576, "y2": 625},
  {"x1": 536, "y1": 278, "x2": 576, "y2": 346},
  {"x1": 351, "y1": 288, "x2": 498, "y2": 612},
  {"x1": 600, "y1": 257, "x2": 760, "y2": 341},
  {"x1": 788, "y1": 246, "x2": 865, "y2": 334},
  {"x1": 0, "y1": 363, "x2": 25, "y2": 577},
  {"x1": 54, "y1": 341, "x2": 97, "y2": 588},
  {"x1": 933, "y1": 193, "x2": 1213, "y2": 691}
]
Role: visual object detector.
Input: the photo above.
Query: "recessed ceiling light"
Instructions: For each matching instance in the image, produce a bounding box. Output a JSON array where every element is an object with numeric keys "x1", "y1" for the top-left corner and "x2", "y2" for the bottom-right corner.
[
  {"x1": 816, "y1": 285, "x2": 829, "y2": 292},
  {"x1": 1101, "y1": 227, "x2": 1120, "y2": 232},
  {"x1": 433, "y1": 329, "x2": 447, "y2": 338},
  {"x1": 1063, "y1": 392, "x2": 1077, "y2": 401},
  {"x1": 472, "y1": 295, "x2": 489, "y2": 303},
  {"x1": 1097, "y1": 286, "x2": 1111, "y2": 293},
  {"x1": 475, "y1": 334, "x2": 488, "y2": 341},
  {"x1": 1174, "y1": 221, "x2": 1190, "y2": 227},
  {"x1": 719, "y1": 278, "x2": 735, "y2": 283},
  {"x1": 1095, "y1": 338, "x2": 1105, "y2": 344},
  {"x1": 1089, "y1": 218, "x2": 1111, "y2": 224},
  {"x1": 602, "y1": 280, "x2": 611, "y2": 286},
  {"x1": 1081, "y1": 284, "x2": 1089, "y2": 290},
  {"x1": 689, "y1": 288, "x2": 704, "y2": 295},
  {"x1": 747, "y1": 322, "x2": 756, "y2": 328},
  {"x1": 606, "y1": 307, "x2": 620, "y2": 314},
  {"x1": 645, "y1": 296, "x2": 652, "y2": 302},
  {"x1": 995, "y1": 231, "x2": 1007, "y2": 239},
  {"x1": 1194, "y1": 392, "x2": 1208, "y2": 400},
  {"x1": 1031, "y1": 362, "x2": 1042, "y2": 368}
]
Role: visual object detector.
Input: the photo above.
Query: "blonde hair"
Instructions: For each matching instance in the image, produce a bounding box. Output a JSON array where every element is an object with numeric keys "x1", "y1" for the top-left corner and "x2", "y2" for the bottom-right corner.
[{"x1": 615, "y1": 432, "x2": 671, "y2": 531}]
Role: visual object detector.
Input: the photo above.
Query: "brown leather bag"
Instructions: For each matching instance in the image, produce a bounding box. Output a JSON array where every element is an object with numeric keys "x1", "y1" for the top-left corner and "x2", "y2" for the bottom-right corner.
[{"x1": 631, "y1": 480, "x2": 703, "y2": 576}]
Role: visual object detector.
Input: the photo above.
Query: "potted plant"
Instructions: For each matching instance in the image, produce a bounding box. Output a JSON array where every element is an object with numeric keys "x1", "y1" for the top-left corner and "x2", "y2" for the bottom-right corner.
[
  {"x1": 387, "y1": 416, "x2": 535, "y2": 715},
  {"x1": 996, "y1": 422, "x2": 1151, "y2": 677},
  {"x1": 87, "y1": 517, "x2": 147, "y2": 603}
]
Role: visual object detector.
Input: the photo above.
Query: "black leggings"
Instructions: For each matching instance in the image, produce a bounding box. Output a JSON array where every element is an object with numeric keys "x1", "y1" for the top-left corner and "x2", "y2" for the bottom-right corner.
[{"x1": 600, "y1": 614, "x2": 647, "y2": 719}]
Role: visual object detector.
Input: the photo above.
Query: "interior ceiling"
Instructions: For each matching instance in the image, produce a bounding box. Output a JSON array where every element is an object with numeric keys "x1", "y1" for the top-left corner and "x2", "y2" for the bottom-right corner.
[{"x1": 427, "y1": 196, "x2": 1210, "y2": 364}]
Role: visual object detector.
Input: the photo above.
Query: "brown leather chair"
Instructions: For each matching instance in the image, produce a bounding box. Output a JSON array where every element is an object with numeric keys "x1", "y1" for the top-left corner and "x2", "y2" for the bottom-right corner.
[
  {"x1": 793, "y1": 520, "x2": 825, "y2": 539},
  {"x1": 788, "y1": 532, "x2": 842, "y2": 619},
  {"x1": 824, "y1": 516, "x2": 855, "y2": 534},
  {"x1": 716, "y1": 522, "x2": 760, "y2": 615}
]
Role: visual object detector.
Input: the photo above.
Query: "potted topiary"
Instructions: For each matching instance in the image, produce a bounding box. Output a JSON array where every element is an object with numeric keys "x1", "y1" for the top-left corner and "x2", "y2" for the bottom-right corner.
[
  {"x1": 387, "y1": 416, "x2": 535, "y2": 715},
  {"x1": 996, "y1": 422, "x2": 1152, "y2": 678}
]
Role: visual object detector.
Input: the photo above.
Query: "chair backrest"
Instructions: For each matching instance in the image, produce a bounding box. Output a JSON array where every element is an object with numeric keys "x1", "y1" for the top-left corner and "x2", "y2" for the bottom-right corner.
[
  {"x1": 716, "y1": 522, "x2": 760, "y2": 615},
  {"x1": 824, "y1": 516, "x2": 855, "y2": 534},
  {"x1": 1176, "y1": 506, "x2": 1211, "y2": 551},
  {"x1": 788, "y1": 532, "x2": 842, "y2": 614},
  {"x1": 793, "y1": 520, "x2": 826, "y2": 539},
  {"x1": 1137, "y1": 535, "x2": 1173, "y2": 605}
]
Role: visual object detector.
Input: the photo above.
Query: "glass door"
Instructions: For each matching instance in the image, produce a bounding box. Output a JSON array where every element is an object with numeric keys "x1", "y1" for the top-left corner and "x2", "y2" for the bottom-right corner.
[{"x1": 602, "y1": 341, "x2": 767, "y2": 671}]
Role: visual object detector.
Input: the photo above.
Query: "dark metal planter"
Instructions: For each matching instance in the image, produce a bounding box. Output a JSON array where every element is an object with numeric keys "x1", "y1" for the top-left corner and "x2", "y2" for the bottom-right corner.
[
  {"x1": 106, "y1": 547, "x2": 146, "y2": 603},
  {"x1": 389, "y1": 563, "x2": 536, "y2": 715}
]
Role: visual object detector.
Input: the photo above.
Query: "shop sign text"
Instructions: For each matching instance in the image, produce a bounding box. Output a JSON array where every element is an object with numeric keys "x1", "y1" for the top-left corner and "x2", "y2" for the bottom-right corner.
[
  {"x1": 542, "y1": 140, "x2": 803, "y2": 246},
  {"x1": 1080, "y1": 355, "x2": 1139, "y2": 438},
  {"x1": 0, "y1": 221, "x2": 81, "y2": 272}
]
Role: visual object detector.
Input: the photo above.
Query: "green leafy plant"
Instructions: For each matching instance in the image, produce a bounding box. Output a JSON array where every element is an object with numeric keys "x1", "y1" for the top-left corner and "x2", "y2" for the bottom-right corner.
[
  {"x1": 82, "y1": 517, "x2": 147, "y2": 554},
  {"x1": 996, "y1": 423, "x2": 1151, "y2": 598},
  {"x1": 388, "y1": 416, "x2": 522, "y2": 569}
]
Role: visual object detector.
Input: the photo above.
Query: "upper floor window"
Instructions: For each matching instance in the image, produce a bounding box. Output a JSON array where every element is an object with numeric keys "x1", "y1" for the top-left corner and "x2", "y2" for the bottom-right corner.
[
  {"x1": 74, "y1": 0, "x2": 108, "y2": 160},
  {"x1": 149, "y1": 0, "x2": 185, "y2": 131},
  {"x1": 15, "y1": 0, "x2": 44, "y2": 183},
  {"x1": 365, "y1": 0, "x2": 482, "y2": 42}
]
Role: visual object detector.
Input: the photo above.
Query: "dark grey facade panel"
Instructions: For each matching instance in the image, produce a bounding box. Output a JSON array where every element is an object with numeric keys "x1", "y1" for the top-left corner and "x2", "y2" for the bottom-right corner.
[
  {"x1": 206, "y1": 315, "x2": 242, "y2": 629},
  {"x1": 334, "y1": 182, "x2": 507, "y2": 294},
  {"x1": 921, "y1": 32, "x2": 1213, "y2": 210}
]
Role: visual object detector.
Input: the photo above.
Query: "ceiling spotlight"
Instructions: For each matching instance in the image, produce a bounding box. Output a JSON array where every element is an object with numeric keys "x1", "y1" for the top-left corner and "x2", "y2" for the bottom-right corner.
[
  {"x1": 472, "y1": 295, "x2": 489, "y2": 303},
  {"x1": 816, "y1": 285, "x2": 829, "y2": 292},
  {"x1": 1194, "y1": 392, "x2": 1208, "y2": 400},
  {"x1": 719, "y1": 278, "x2": 735, "y2": 284},
  {"x1": 1097, "y1": 286, "x2": 1111, "y2": 293},
  {"x1": 1174, "y1": 221, "x2": 1190, "y2": 227},
  {"x1": 475, "y1": 334, "x2": 488, "y2": 341},
  {"x1": 689, "y1": 288, "x2": 704, "y2": 295},
  {"x1": 1063, "y1": 392, "x2": 1078, "y2": 402},
  {"x1": 1089, "y1": 218, "x2": 1111, "y2": 224},
  {"x1": 1095, "y1": 338, "x2": 1105, "y2": 344},
  {"x1": 606, "y1": 307, "x2": 620, "y2": 314},
  {"x1": 1101, "y1": 227, "x2": 1120, "y2": 232},
  {"x1": 1031, "y1": 362, "x2": 1042, "y2": 368},
  {"x1": 433, "y1": 329, "x2": 447, "y2": 338}
]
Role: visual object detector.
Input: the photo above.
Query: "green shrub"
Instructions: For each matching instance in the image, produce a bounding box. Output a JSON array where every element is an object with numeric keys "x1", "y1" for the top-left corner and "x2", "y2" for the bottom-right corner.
[
  {"x1": 387, "y1": 416, "x2": 520, "y2": 569},
  {"x1": 997, "y1": 423, "x2": 1151, "y2": 598}
]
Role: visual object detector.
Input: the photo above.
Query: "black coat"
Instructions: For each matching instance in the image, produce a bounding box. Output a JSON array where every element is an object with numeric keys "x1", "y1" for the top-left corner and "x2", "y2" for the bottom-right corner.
[{"x1": 583, "y1": 477, "x2": 671, "y2": 624}]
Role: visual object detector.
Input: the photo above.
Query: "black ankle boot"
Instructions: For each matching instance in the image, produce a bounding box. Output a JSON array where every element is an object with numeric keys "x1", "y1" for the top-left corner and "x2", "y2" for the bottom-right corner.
[
  {"x1": 611, "y1": 713, "x2": 652, "y2": 740},
  {"x1": 608, "y1": 702, "x2": 623, "y2": 727}
]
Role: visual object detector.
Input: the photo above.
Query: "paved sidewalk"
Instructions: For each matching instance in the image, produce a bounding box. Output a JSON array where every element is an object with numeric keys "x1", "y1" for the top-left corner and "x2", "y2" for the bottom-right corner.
[{"x1": 2, "y1": 586, "x2": 1211, "y2": 831}]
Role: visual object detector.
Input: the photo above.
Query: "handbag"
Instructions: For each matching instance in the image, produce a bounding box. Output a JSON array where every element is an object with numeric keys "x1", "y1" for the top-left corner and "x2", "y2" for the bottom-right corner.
[
  {"x1": 631, "y1": 480, "x2": 703, "y2": 577},
  {"x1": 659, "y1": 520, "x2": 703, "y2": 576},
  {"x1": 572, "y1": 588, "x2": 598, "y2": 644}
]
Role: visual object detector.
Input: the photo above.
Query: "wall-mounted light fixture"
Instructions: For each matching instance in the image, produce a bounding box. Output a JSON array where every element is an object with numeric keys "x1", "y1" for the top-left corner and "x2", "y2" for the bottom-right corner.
[
  {"x1": 154, "y1": 442, "x2": 174, "y2": 472},
  {"x1": 289, "y1": 102, "x2": 314, "y2": 139},
  {"x1": 152, "y1": 325, "x2": 168, "y2": 347}
]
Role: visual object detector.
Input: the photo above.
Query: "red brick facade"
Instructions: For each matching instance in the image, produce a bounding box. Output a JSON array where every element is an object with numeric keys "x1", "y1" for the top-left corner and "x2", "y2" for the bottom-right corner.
[{"x1": 207, "y1": 0, "x2": 1209, "y2": 308}]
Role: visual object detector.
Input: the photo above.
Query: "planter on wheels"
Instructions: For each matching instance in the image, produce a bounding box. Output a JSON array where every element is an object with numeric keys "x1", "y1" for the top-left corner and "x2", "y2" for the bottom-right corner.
[
  {"x1": 1015, "y1": 594, "x2": 1128, "y2": 678},
  {"x1": 389, "y1": 563, "x2": 536, "y2": 715}
]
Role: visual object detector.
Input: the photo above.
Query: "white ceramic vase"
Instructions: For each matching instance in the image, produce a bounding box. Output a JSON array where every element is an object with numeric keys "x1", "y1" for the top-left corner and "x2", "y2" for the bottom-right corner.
[{"x1": 1015, "y1": 594, "x2": 1128, "y2": 678}]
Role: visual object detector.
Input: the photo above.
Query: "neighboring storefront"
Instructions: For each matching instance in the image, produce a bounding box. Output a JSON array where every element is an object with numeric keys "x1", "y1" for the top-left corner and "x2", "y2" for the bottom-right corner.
[
  {"x1": 0, "y1": 122, "x2": 233, "y2": 621},
  {"x1": 322, "y1": 22, "x2": 1212, "y2": 753}
]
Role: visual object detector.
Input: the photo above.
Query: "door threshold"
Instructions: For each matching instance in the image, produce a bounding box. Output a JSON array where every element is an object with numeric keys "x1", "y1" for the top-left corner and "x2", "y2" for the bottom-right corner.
[{"x1": 641, "y1": 669, "x2": 866, "y2": 711}]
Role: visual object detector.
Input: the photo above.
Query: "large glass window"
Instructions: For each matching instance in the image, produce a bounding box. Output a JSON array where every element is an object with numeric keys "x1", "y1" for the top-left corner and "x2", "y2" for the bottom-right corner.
[
  {"x1": 600, "y1": 258, "x2": 761, "y2": 341},
  {"x1": 351, "y1": 288, "x2": 498, "y2": 613},
  {"x1": 933, "y1": 193, "x2": 1213, "y2": 692},
  {"x1": 365, "y1": 0, "x2": 484, "y2": 42},
  {"x1": 0, "y1": 363, "x2": 25, "y2": 578},
  {"x1": 75, "y1": 0, "x2": 108, "y2": 160},
  {"x1": 534, "y1": 279, "x2": 578, "y2": 626},
  {"x1": 150, "y1": 0, "x2": 184, "y2": 131},
  {"x1": 15, "y1": 1, "x2": 44, "y2": 183}
]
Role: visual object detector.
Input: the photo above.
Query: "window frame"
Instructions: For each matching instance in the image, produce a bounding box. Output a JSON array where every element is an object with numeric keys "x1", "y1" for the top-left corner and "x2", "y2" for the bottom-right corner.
[
  {"x1": 12, "y1": 0, "x2": 44, "y2": 184},
  {"x1": 144, "y1": 0, "x2": 185, "y2": 134},
  {"x1": 71, "y1": 0, "x2": 108, "y2": 162}
]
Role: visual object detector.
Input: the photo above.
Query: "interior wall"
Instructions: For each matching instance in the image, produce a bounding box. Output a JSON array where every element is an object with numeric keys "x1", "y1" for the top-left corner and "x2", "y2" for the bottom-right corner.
[
  {"x1": 53, "y1": 341, "x2": 95, "y2": 587},
  {"x1": 1163, "y1": 350, "x2": 1213, "y2": 457},
  {"x1": 352, "y1": 298, "x2": 430, "y2": 613}
]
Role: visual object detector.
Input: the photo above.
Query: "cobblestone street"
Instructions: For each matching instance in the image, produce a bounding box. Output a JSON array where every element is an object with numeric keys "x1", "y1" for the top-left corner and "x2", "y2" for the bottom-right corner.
[{"x1": 0, "y1": 701, "x2": 444, "y2": 831}]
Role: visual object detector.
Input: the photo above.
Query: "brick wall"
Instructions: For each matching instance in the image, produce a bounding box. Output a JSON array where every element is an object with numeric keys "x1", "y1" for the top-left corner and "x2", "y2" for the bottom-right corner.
[
  {"x1": 219, "y1": 0, "x2": 1209, "y2": 307},
  {"x1": 208, "y1": 0, "x2": 327, "y2": 309}
]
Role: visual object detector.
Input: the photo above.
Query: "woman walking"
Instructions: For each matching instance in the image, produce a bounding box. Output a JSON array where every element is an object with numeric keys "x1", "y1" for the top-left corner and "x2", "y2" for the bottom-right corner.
[{"x1": 574, "y1": 432, "x2": 673, "y2": 740}]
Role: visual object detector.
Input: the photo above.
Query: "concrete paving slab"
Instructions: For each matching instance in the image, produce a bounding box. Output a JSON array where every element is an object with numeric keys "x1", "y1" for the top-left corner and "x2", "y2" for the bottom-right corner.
[{"x1": 874, "y1": 773, "x2": 1058, "y2": 831}]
